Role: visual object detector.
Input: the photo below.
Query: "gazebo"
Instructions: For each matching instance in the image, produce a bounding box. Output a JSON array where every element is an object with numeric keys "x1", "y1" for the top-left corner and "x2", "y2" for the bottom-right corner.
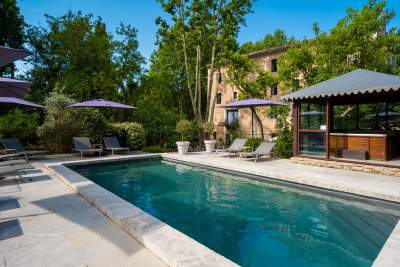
[{"x1": 282, "y1": 69, "x2": 400, "y2": 163}]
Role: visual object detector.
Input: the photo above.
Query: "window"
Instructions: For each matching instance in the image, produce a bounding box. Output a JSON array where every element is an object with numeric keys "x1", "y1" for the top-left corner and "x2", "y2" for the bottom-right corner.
[
  {"x1": 271, "y1": 84, "x2": 278, "y2": 96},
  {"x1": 332, "y1": 104, "x2": 357, "y2": 131},
  {"x1": 300, "y1": 103, "x2": 326, "y2": 130},
  {"x1": 233, "y1": 91, "x2": 238, "y2": 100},
  {"x1": 358, "y1": 102, "x2": 386, "y2": 130},
  {"x1": 332, "y1": 102, "x2": 388, "y2": 131},
  {"x1": 217, "y1": 72, "x2": 222, "y2": 83},
  {"x1": 271, "y1": 59, "x2": 278, "y2": 72},
  {"x1": 388, "y1": 101, "x2": 400, "y2": 131},
  {"x1": 299, "y1": 132, "x2": 326, "y2": 156},
  {"x1": 226, "y1": 109, "x2": 239, "y2": 126},
  {"x1": 216, "y1": 93, "x2": 222, "y2": 104}
]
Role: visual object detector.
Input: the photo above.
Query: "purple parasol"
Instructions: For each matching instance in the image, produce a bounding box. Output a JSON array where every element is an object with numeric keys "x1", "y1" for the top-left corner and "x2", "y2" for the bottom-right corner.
[
  {"x1": 68, "y1": 99, "x2": 136, "y2": 109},
  {"x1": 217, "y1": 98, "x2": 287, "y2": 139},
  {"x1": 0, "y1": 97, "x2": 45, "y2": 109},
  {"x1": 217, "y1": 98, "x2": 287, "y2": 108},
  {"x1": 0, "y1": 77, "x2": 31, "y2": 97},
  {"x1": 0, "y1": 46, "x2": 31, "y2": 67}
]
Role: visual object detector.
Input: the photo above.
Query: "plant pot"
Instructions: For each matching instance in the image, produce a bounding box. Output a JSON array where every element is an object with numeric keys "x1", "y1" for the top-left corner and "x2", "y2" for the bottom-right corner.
[
  {"x1": 204, "y1": 140, "x2": 216, "y2": 153},
  {"x1": 176, "y1": 141, "x2": 190, "y2": 156}
]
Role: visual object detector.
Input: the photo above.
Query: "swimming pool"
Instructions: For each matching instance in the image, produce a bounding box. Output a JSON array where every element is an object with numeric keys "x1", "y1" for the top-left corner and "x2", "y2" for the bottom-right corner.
[{"x1": 70, "y1": 159, "x2": 400, "y2": 267}]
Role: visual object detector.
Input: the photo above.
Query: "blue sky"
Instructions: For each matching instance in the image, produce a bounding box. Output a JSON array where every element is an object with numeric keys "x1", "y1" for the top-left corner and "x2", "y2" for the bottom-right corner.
[{"x1": 18, "y1": 0, "x2": 400, "y2": 65}]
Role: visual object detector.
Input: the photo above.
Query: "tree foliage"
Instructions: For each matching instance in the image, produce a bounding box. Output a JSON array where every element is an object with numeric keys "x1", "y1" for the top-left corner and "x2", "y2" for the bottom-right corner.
[
  {"x1": 239, "y1": 29, "x2": 295, "y2": 54},
  {"x1": 279, "y1": 0, "x2": 400, "y2": 91},
  {"x1": 0, "y1": 108, "x2": 39, "y2": 144},
  {"x1": 0, "y1": 0, "x2": 25, "y2": 77},
  {"x1": 156, "y1": 0, "x2": 253, "y2": 134},
  {"x1": 26, "y1": 11, "x2": 144, "y2": 102}
]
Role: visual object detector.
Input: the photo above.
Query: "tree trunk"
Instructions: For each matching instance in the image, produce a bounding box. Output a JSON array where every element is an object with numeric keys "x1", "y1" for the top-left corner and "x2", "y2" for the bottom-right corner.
[
  {"x1": 251, "y1": 107, "x2": 264, "y2": 141},
  {"x1": 205, "y1": 43, "x2": 216, "y2": 121}
]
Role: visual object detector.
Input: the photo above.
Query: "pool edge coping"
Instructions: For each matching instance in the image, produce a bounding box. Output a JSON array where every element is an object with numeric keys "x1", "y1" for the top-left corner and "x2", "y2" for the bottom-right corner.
[
  {"x1": 44, "y1": 153, "x2": 400, "y2": 267},
  {"x1": 44, "y1": 154, "x2": 239, "y2": 267}
]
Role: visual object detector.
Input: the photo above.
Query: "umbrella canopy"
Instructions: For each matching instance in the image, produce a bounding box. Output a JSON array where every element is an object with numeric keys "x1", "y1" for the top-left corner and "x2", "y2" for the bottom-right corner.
[
  {"x1": 0, "y1": 46, "x2": 31, "y2": 67},
  {"x1": 0, "y1": 97, "x2": 44, "y2": 109},
  {"x1": 0, "y1": 77, "x2": 31, "y2": 97},
  {"x1": 217, "y1": 98, "x2": 287, "y2": 108},
  {"x1": 68, "y1": 99, "x2": 136, "y2": 109}
]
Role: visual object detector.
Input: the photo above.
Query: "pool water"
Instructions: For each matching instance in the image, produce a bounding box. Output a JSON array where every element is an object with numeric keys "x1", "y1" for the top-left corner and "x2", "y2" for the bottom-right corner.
[{"x1": 71, "y1": 159, "x2": 400, "y2": 267}]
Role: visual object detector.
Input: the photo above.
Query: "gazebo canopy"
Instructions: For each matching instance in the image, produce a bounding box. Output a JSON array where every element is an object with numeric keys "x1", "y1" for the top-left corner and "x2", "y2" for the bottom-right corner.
[
  {"x1": 282, "y1": 69, "x2": 400, "y2": 101},
  {"x1": 0, "y1": 46, "x2": 31, "y2": 67}
]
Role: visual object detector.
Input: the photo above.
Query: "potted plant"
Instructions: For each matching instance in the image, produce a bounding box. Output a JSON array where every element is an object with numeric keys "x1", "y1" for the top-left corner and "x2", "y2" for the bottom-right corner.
[
  {"x1": 176, "y1": 119, "x2": 192, "y2": 155},
  {"x1": 202, "y1": 121, "x2": 216, "y2": 153}
]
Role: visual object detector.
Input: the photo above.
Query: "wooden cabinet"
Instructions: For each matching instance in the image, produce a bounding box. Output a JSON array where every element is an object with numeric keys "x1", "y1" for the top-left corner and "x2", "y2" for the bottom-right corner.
[{"x1": 329, "y1": 133, "x2": 389, "y2": 161}]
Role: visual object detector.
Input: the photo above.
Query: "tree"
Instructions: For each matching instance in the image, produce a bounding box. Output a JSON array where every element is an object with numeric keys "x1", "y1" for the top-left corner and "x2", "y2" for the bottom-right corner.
[
  {"x1": 239, "y1": 29, "x2": 295, "y2": 54},
  {"x1": 279, "y1": 0, "x2": 400, "y2": 91},
  {"x1": 156, "y1": 0, "x2": 253, "y2": 140},
  {"x1": 26, "y1": 11, "x2": 144, "y2": 103},
  {"x1": 0, "y1": 0, "x2": 25, "y2": 77}
]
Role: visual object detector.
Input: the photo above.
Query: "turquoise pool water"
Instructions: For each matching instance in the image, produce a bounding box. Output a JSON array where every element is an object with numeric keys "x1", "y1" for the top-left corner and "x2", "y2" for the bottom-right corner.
[{"x1": 71, "y1": 159, "x2": 400, "y2": 267}]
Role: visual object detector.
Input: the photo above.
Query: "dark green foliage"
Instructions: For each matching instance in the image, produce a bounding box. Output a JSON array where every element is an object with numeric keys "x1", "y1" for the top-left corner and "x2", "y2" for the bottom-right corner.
[
  {"x1": 134, "y1": 71, "x2": 181, "y2": 148},
  {"x1": 0, "y1": 108, "x2": 39, "y2": 145},
  {"x1": 0, "y1": 0, "x2": 25, "y2": 77},
  {"x1": 267, "y1": 106, "x2": 293, "y2": 158},
  {"x1": 26, "y1": 11, "x2": 144, "y2": 103},
  {"x1": 245, "y1": 138, "x2": 262, "y2": 151},
  {"x1": 113, "y1": 122, "x2": 145, "y2": 151},
  {"x1": 78, "y1": 108, "x2": 110, "y2": 142},
  {"x1": 143, "y1": 146, "x2": 164, "y2": 153}
]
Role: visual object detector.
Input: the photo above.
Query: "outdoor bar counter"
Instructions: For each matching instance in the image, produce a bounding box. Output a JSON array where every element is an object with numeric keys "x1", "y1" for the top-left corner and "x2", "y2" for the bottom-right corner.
[{"x1": 329, "y1": 133, "x2": 397, "y2": 161}]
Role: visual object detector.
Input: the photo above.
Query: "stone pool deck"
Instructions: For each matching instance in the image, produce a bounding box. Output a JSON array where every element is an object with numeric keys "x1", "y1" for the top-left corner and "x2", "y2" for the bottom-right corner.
[
  {"x1": 163, "y1": 152, "x2": 400, "y2": 203},
  {"x1": 0, "y1": 156, "x2": 165, "y2": 267}
]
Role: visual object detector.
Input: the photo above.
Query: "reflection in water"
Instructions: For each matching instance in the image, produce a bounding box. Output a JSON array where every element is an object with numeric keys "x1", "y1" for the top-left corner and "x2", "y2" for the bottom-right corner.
[{"x1": 72, "y1": 160, "x2": 399, "y2": 267}]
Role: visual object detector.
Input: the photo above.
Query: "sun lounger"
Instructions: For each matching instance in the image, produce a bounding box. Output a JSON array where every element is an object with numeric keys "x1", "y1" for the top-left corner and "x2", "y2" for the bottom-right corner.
[
  {"x1": 0, "y1": 154, "x2": 19, "y2": 160},
  {"x1": 1, "y1": 138, "x2": 47, "y2": 160},
  {"x1": 240, "y1": 142, "x2": 275, "y2": 162},
  {"x1": 215, "y1": 138, "x2": 248, "y2": 157},
  {"x1": 103, "y1": 137, "x2": 129, "y2": 155},
  {"x1": 72, "y1": 137, "x2": 102, "y2": 158}
]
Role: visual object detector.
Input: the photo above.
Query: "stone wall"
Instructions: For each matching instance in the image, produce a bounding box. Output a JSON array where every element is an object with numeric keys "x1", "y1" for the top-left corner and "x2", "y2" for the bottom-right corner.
[{"x1": 291, "y1": 157, "x2": 400, "y2": 177}]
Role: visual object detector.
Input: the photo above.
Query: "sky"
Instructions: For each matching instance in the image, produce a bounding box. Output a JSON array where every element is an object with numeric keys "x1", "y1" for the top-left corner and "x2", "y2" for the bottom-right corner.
[{"x1": 17, "y1": 0, "x2": 400, "y2": 68}]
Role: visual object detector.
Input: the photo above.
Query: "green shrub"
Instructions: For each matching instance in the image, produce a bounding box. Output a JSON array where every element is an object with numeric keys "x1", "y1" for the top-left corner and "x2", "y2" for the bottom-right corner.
[
  {"x1": 245, "y1": 138, "x2": 262, "y2": 151},
  {"x1": 202, "y1": 121, "x2": 214, "y2": 139},
  {"x1": 37, "y1": 92, "x2": 81, "y2": 153},
  {"x1": 267, "y1": 106, "x2": 293, "y2": 158},
  {"x1": 143, "y1": 146, "x2": 164, "y2": 153},
  {"x1": 176, "y1": 119, "x2": 192, "y2": 141},
  {"x1": 0, "y1": 108, "x2": 40, "y2": 145},
  {"x1": 78, "y1": 108, "x2": 109, "y2": 142},
  {"x1": 113, "y1": 122, "x2": 145, "y2": 150},
  {"x1": 275, "y1": 127, "x2": 293, "y2": 158}
]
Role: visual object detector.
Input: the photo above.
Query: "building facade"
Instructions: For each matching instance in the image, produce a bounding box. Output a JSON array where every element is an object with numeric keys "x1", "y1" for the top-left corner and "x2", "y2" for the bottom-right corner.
[{"x1": 209, "y1": 45, "x2": 289, "y2": 143}]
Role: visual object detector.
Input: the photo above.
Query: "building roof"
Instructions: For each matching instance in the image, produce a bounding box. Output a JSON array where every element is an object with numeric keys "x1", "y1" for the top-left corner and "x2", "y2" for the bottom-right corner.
[
  {"x1": 246, "y1": 44, "x2": 291, "y2": 59},
  {"x1": 281, "y1": 69, "x2": 400, "y2": 101}
]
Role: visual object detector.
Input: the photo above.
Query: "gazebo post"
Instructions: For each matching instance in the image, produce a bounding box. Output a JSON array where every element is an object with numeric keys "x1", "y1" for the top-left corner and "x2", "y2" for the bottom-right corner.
[
  {"x1": 325, "y1": 98, "x2": 331, "y2": 159},
  {"x1": 292, "y1": 101, "x2": 299, "y2": 157}
]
